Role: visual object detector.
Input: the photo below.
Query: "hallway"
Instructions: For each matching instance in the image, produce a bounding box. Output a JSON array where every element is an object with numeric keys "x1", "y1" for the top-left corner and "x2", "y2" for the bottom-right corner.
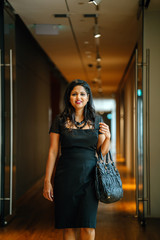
[
  {"x1": 0, "y1": 157, "x2": 160, "y2": 240},
  {"x1": 1, "y1": 0, "x2": 160, "y2": 237}
]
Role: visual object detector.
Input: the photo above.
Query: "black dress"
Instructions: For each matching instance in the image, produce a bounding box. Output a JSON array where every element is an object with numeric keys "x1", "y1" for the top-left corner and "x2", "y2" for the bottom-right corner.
[{"x1": 49, "y1": 114, "x2": 103, "y2": 229}]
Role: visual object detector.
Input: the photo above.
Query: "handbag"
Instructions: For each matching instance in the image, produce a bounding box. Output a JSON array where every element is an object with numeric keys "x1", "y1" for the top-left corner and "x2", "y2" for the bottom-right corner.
[{"x1": 95, "y1": 148, "x2": 123, "y2": 203}]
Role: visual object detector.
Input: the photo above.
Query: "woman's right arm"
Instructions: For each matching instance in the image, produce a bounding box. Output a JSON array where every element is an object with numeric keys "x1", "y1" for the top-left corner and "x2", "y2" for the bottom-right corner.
[{"x1": 43, "y1": 132, "x2": 60, "y2": 202}]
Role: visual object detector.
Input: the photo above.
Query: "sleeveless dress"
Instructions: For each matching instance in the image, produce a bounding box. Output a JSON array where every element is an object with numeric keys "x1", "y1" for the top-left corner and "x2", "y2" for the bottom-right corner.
[{"x1": 49, "y1": 114, "x2": 103, "y2": 229}]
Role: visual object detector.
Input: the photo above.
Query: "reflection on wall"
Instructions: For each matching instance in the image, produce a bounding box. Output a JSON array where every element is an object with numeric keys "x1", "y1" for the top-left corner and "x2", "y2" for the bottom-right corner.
[{"x1": 15, "y1": 16, "x2": 67, "y2": 200}]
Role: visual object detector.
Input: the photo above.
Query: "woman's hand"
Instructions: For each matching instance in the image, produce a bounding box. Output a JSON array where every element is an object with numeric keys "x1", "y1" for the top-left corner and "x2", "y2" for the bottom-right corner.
[
  {"x1": 43, "y1": 180, "x2": 54, "y2": 202},
  {"x1": 99, "y1": 122, "x2": 111, "y2": 140}
]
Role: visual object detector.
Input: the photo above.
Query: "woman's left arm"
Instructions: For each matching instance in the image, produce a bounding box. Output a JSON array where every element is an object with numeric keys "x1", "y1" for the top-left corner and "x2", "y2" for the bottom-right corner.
[{"x1": 97, "y1": 122, "x2": 111, "y2": 157}]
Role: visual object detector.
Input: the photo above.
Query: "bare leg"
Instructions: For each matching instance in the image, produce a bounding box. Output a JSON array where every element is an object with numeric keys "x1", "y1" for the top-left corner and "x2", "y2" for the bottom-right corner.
[
  {"x1": 63, "y1": 228, "x2": 76, "y2": 240},
  {"x1": 80, "y1": 228, "x2": 95, "y2": 240}
]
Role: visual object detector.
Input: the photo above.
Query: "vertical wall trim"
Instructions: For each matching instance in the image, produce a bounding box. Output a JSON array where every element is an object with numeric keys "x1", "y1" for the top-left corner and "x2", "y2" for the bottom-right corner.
[{"x1": 0, "y1": 0, "x2": 5, "y2": 226}]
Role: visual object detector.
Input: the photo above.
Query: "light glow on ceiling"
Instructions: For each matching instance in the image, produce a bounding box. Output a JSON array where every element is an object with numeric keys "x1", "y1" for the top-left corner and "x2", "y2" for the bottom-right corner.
[{"x1": 35, "y1": 24, "x2": 60, "y2": 35}]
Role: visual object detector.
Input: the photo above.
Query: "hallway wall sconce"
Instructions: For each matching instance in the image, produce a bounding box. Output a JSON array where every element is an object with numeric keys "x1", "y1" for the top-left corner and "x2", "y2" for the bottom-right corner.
[
  {"x1": 88, "y1": 0, "x2": 102, "y2": 6},
  {"x1": 94, "y1": 24, "x2": 101, "y2": 38}
]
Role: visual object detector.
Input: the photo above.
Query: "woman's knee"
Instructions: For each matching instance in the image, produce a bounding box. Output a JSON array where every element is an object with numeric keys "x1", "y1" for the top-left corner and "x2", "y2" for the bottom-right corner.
[
  {"x1": 80, "y1": 228, "x2": 95, "y2": 236},
  {"x1": 63, "y1": 228, "x2": 76, "y2": 240},
  {"x1": 64, "y1": 228, "x2": 75, "y2": 234}
]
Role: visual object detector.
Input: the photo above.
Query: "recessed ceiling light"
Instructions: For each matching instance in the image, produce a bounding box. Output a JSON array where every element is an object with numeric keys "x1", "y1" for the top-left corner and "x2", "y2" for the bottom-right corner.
[
  {"x1": 95, "y1": 33, "x2": 101, "y2": 38},
  {"x1": 92, "y1": 78, "x2": 99, "y2": 83},
  {"x1": 96, "y1": 52, "x2": 101, "y2": 62},
  {"x1": 85, "y1": 51, "x2": 91, "y2": 54},
  {"x1": 94, "y1": 25, "x2": 101, "y2": 38},
  {"x1": 98, "y1": 88, "x2": 103, "y2": 93},
  {"x1": 97, "y1": 64, "x2": 102, "y2": 71}
]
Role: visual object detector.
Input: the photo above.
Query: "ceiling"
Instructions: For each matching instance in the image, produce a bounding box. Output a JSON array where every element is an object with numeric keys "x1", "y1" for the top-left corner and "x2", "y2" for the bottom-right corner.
[{"x1": 8, "y1": 0, "x2": 149, "y2": 97}]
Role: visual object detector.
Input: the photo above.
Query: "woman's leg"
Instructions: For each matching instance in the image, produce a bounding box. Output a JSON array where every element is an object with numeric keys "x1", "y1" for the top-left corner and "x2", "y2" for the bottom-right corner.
[
  {"x1": 63, "y1": 228, "x2": 76, "y2": 240},
  {"x1": 80, "y1": 228, "x2": 95, "y2": 240}
]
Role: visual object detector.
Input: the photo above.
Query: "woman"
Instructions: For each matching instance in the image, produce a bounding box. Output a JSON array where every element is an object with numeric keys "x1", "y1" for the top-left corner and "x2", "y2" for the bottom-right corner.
[{"x1": 43, "y1": 79, "x2": 111, "y2": 240}]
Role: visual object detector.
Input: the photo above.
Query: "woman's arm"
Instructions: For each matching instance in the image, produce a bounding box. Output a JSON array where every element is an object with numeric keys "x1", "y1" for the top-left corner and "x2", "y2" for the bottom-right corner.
[
  {"x1": 43, "y1": 132, "x2": 60, "y2": 201},
  {"x1": 97, "y1": 122, "x2": 111, "y2": 157}
]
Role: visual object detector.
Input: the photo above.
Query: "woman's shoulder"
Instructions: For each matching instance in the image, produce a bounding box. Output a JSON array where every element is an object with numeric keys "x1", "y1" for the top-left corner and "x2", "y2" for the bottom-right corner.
[
  {"x1": 54, "y1": 113, "x2": 62, "y2": 122},
  {"x1": 95, "y1": 114, "x2": 103, "y2": 123},
  {"x1": 94, "y1": 114, "x2": 103, "y2": 130},
  {"x1": 49, "y1": 113, "x2": 63, "y2": 134}
]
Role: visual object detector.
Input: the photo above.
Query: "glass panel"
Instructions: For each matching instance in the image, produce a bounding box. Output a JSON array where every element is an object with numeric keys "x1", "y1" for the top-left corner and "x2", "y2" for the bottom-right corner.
[
  {"x1": 1, "y1": 8, "x2": 16, "y2": 222},
  {"x1": 136, "y1": 6, "x2": 145, "y2": 223}
]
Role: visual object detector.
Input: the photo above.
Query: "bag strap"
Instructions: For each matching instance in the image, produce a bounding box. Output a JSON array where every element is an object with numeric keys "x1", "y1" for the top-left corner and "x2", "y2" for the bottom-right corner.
[{"x1": 98, "y1": 147, "x2": 113, "y2": 164}]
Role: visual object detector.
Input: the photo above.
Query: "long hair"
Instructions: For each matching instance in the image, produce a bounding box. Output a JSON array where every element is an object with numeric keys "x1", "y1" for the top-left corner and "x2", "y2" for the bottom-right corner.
[{"x1": 60, "y1": 79, "x2": 96, "y2": 127}]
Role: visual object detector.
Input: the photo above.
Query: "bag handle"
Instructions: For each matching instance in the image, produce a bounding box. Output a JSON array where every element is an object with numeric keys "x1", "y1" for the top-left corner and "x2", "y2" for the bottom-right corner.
[{"x1": 98, "y1": 147, "x2": 114, "y2": 164}]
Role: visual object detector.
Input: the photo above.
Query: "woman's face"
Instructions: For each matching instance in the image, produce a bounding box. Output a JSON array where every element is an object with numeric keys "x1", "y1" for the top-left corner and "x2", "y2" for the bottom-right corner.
[{"x1": 70, "y1": 85, "x2": 89, "y2": 110}]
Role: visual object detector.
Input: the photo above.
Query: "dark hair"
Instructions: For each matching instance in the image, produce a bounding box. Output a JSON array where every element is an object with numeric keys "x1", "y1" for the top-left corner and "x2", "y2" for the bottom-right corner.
[{"x1": 60, "y1": 79, "x2": 96, "y2": 127}]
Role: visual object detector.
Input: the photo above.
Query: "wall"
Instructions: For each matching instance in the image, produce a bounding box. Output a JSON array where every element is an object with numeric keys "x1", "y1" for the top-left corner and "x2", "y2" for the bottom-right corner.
[
  {"x1": 116, "y1": 90, "x2": 125, "y2": 160},
  {"x1": 123, "y1": 60, "x2": 135, "y2": 174},
  {"x1": 116, "y1": 56, "x2": 136, "y2": 176},
  {"x1": 144, "y1": 10, "x2": 160, "y2": 217},
  {"x1": 15, "y1": 16, "x2": 67, "y2": 199}
]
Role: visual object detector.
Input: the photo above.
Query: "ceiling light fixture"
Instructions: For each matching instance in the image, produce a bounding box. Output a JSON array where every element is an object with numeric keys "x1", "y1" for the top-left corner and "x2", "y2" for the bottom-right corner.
[
  {"x1": 88, "y1": 0, "x2": 102, "y2": 6},
  {"x1": 96, "y1": 52, "x2": 101, "y2": 62},
  {"x1": 97, "y1": 63, "x2": 102, "y2": 71},
  {"x1": 85, "y1": 51, "x2": 91, "y2": 54},
  {"x1": 94, "y1": 24, "x2": 101, "y2": 38},
  {"x1": 92, "y1": 78, "x2": 99, "y2": 83},
  {"x1": 98, "y1": 87, "x2": 103, "y2": 93}
]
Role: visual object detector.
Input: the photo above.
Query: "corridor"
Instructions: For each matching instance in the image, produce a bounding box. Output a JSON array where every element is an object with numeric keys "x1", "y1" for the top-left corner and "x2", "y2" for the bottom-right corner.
[
  {"x1": 1, "y1": 0, "x2": 160, "y2": 238},
  {"x1": 0, "y1": 156, "x2": 160, "y2": 240}
]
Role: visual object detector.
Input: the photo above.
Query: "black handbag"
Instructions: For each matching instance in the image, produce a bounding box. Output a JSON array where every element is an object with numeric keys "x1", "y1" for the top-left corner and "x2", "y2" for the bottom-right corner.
[{"x1": 95, "y1": 149, "x2": 123, "y2": 203}]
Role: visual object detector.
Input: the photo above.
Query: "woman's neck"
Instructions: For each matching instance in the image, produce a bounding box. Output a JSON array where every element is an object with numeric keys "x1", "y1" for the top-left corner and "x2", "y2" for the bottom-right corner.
[{"x1": 75, "y1": 109, "x2": 84, "y2": 122}]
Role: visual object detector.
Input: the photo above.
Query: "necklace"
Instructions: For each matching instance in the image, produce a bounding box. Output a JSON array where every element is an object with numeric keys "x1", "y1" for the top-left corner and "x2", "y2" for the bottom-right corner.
[
  {"x1": 74, "y1": 120, "x2": 87, "y2": 129},
  {"x1": 74, "y1": 119, "x2": 85, "y2": 126}
]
